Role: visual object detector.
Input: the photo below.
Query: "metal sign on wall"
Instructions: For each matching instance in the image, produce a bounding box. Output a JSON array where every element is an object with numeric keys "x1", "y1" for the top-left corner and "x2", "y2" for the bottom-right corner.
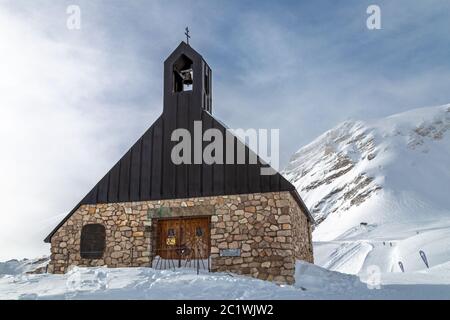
[{"x1": 219, "y1": 249, "x2": 241, "y2": 257}]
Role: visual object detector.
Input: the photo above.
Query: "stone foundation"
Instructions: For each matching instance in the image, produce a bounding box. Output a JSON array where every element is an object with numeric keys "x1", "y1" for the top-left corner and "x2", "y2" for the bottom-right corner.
[{"x1": 48, "y1": 191, "x2": 313, "y2": 284}]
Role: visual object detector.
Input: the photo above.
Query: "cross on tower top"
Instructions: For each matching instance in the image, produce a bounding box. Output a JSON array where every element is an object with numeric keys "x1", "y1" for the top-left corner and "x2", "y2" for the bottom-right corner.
[{"x1": 185, "y1": 27, "x2": 191, "y2": 45}]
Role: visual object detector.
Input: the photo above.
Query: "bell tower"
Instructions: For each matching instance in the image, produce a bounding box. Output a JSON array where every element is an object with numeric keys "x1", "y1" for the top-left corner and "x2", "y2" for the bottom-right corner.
[{"x1": 163, "y1": 41, "x2": 212, "y2": 116}]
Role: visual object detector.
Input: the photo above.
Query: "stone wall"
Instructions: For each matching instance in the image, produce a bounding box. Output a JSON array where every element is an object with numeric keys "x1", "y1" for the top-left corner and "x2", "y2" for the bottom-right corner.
[
  {"x1": 209, "y1": 192, "x2": 313, "y2": 284},
  {"x1": 289, "y1": 195, "x2": 314, "y2": 262},
  {"x1": 48, "y1": 191, "x2": 313, "y2": 284},
  {"x1": 48, "y1": 203, "x2": 152, "y2": 274}
]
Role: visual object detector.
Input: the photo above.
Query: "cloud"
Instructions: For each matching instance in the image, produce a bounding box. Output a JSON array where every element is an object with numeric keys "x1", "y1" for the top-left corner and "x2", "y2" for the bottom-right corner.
[{"x1": 0, "y1": 4, "x2": 158, "y2": 260}]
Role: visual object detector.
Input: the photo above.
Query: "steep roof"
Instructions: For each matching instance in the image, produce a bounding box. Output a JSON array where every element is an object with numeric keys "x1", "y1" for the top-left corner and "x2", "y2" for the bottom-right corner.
[{"x1": 44, "y1": 111, "x2": 312, "y2": 242}]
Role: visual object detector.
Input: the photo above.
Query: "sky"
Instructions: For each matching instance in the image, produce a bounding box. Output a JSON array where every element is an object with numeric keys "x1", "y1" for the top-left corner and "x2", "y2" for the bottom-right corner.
[{"x1": 1, "y1": 0, "x2": 450, "y2": 260}]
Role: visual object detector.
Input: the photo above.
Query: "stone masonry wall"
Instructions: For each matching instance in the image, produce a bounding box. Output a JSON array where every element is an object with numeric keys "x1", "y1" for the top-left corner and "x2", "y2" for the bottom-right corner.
[
  {"x1": 48, "y1": 191, "x2": 313, "y2": 284},
  {"x1": 209, "y1": 192, "x2": 313, "y2": 284},
  {"x1": 48, "y1": 203, "x2": 151, "y2": 273},
  {"x1": 290, "y1": 195, "x2": 314, "y2": 262}
]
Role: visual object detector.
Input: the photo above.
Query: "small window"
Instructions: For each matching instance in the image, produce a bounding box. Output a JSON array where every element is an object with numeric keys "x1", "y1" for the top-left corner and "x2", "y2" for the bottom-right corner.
[{"x1": 80, "y1": 224, "x2": 106, "y2": 259}]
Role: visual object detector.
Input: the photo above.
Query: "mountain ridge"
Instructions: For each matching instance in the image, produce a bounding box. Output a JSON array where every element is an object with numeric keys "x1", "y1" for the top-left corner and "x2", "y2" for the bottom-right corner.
[{"x1": 283, "y1": 104, "x2": 450, "y2": 274}]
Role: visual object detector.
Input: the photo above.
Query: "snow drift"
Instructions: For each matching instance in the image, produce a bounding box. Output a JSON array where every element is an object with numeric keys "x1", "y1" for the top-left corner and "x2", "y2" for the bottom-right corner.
[{"x1": 1, "y1": 260, "x2": 449, "y2": 300}]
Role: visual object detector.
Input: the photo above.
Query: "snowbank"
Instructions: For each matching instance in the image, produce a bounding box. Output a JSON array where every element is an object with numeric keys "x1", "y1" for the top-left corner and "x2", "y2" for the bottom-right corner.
[{"x1": 0, "y1": 260, "x2": 449, "y2": 300}]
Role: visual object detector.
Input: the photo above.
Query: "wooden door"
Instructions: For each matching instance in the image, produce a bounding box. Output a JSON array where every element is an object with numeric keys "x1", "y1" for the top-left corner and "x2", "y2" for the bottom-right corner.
[
  {"x1": 157, "y1": 219, "x2": 183, "y2": 260},
  {"x1": 183, "y1": 217, "x2": 210, "y2": 260},
  {"x1": 157, "y1": 217, "x2": 210, "y2": 260}
]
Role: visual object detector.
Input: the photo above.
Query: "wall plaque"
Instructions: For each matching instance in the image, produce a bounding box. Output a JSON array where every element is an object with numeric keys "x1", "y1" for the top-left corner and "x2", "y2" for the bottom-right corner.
[{"x1": 219, "y1": 249, "x2": 241, "y2": 257}]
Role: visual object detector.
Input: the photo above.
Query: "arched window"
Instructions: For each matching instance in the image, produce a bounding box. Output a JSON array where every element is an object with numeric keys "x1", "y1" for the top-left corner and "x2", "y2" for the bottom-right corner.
[{"x1": 80, "y1": 224, "x2": 106, "y2": 259}]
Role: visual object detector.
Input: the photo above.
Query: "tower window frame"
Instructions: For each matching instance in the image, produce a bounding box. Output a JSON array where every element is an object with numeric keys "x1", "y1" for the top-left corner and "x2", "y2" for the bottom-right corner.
[{"x1": 173, "y1": 54, "x2": 194, "y2": 93}]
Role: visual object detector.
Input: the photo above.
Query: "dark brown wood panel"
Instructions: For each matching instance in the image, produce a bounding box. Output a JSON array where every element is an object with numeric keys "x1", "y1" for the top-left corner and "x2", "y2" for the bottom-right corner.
[
  {"x1": 107, "y1": 162, "x2": 120, "y2": 203},
  {"x1": 129, "y1": 138, "x2": 142, "y2": 201},
  {"x1": 151, "y1": 118, "x2": 163, "y2": 199},
  {"x1": 119, "y1": 151, "x2": 131, "y2": 202},
  {"x1": 97, "y1": 175, "x2": 109, "y2": 203},
  {"x1": 140, "y1": 129, "x2": 152, "y2": 199}
]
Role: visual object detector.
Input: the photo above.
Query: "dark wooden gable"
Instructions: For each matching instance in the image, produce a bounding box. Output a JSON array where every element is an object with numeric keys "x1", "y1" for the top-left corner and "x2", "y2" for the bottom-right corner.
[{"x1": 44, "y1": 42, "x2": 311, "y2": 243}]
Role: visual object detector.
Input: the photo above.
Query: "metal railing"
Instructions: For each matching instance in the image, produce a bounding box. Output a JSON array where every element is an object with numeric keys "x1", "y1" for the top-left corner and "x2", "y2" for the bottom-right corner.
[{"x1": 152, "y1": 244, "x2": 210, "y2": 274}]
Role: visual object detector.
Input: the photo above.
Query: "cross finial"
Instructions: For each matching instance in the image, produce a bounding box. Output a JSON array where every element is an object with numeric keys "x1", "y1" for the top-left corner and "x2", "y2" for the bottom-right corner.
[{"x1": 185, "y1": 27, "x2": 191, "y2": 45}]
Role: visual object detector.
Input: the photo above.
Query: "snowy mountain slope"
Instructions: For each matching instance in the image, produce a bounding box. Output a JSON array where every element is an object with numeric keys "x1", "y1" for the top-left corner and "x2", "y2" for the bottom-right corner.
[
  {"x1": 1, "y1": 261, "x2": 450, "y2": 300},
  {"x1": 283, "y1": 104, "x2": 450, "y2": 275}
]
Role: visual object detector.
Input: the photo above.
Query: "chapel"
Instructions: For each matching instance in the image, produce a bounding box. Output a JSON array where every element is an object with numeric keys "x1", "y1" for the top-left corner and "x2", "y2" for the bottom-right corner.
[{"x1": 45, "y1": 41, "x2": 314, "y2": 284}]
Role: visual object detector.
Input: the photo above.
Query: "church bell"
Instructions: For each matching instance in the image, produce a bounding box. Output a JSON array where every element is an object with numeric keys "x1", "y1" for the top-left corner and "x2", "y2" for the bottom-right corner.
[{"x1": 181, "y1": 68, "x2": 193, "y2": 85}]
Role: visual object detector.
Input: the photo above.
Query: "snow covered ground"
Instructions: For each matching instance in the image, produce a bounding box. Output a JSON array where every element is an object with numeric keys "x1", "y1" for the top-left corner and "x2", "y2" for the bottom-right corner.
[
  {"x1": 0, "y1": 260, "x2": 449, "y2": 300},
  {"x1": 314, "y1": 219, "x2": 450, "y2": 276}
]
